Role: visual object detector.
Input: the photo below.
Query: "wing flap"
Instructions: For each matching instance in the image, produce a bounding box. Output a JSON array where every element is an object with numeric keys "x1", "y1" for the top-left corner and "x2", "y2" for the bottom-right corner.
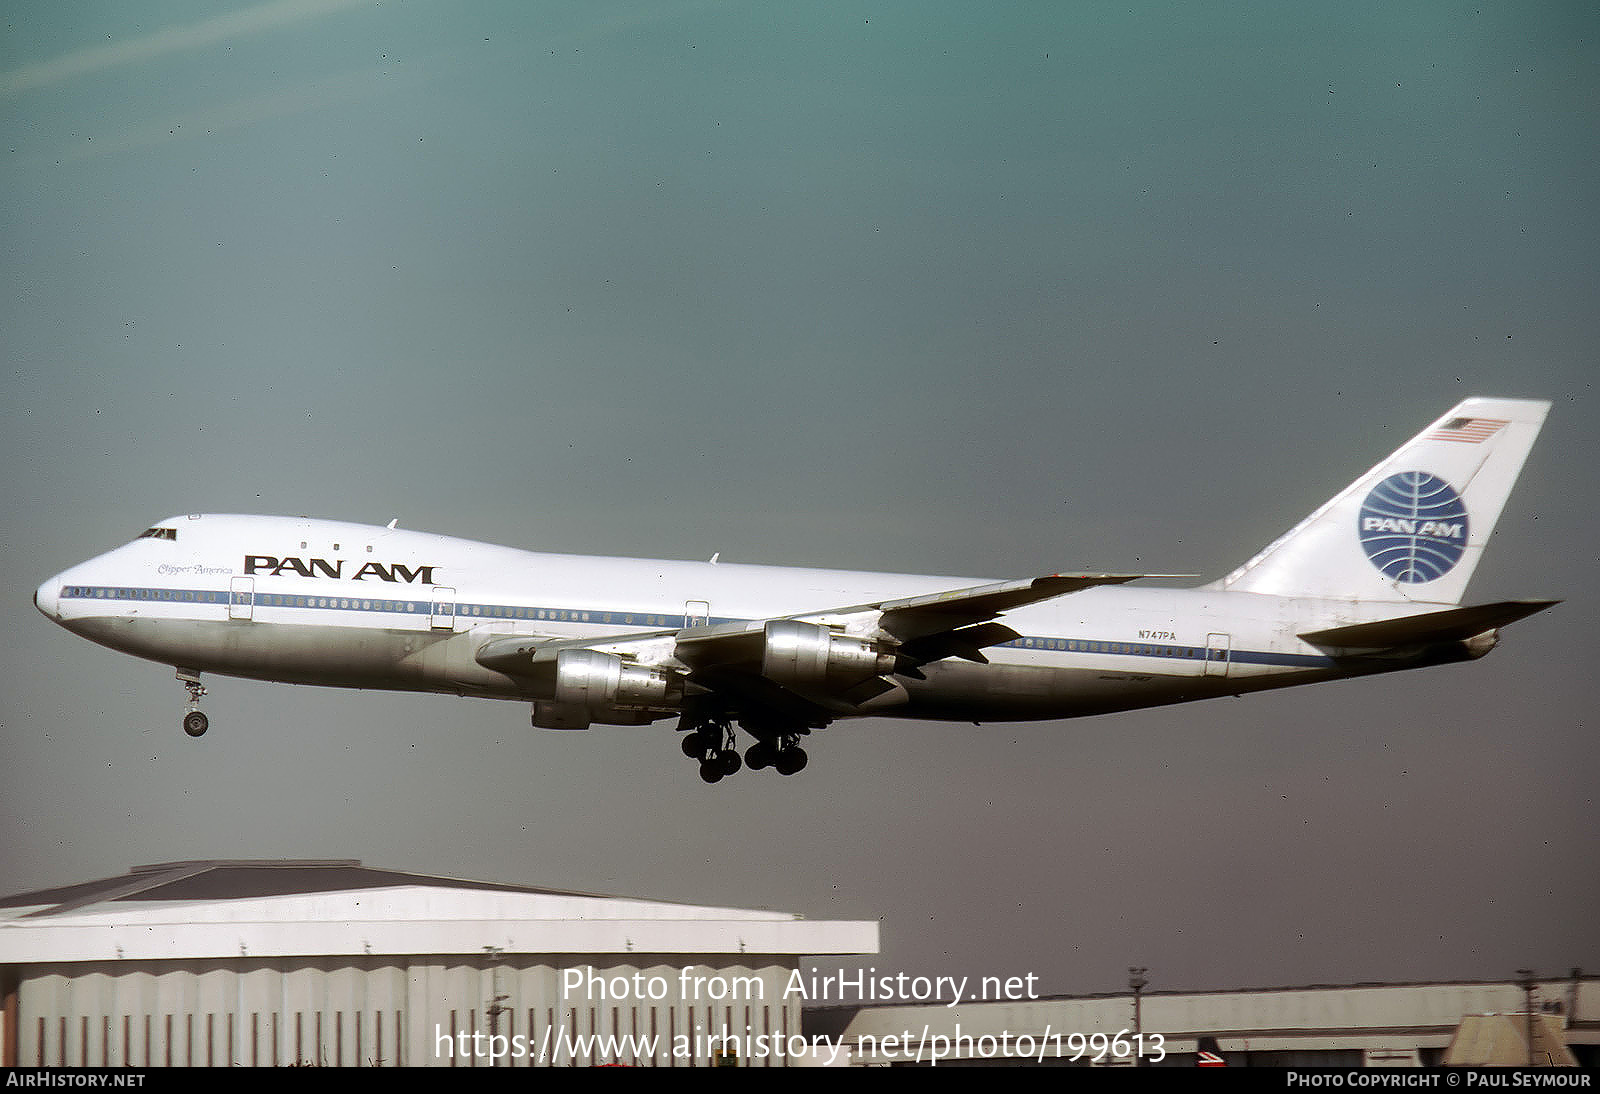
[
  {"x1": 688, "y1": 663, "x2": 848, "y2": 721},
  {"x1": 897, "y1": 621, "x2": 1020, "y2": 667},
  {"x1": 672, "y1": 620, "x2": 766, "y2": 668},
  {"x1": 475, "y1": 629, "x2": 676, "y2": 679}
]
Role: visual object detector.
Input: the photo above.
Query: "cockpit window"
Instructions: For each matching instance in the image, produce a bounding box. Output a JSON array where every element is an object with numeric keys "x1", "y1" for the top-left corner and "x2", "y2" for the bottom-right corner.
[{"x1": 138, "y1": 527, "x2": 177, "y2": 541}]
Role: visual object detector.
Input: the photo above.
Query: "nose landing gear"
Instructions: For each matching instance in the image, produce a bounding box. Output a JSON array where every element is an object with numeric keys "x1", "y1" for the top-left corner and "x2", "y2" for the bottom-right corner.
[{"x1": 177, "y1": 668, "x2": 208, "y2": 737}]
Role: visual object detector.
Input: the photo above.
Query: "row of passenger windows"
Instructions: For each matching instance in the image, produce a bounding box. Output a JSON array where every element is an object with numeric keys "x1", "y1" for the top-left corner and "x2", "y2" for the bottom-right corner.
[
  {"x1": 256, "y1": 600, "x2": 674, "y2": 624},
  {"x1": 459, "y1": 604, "x2": 674, "y2": 627},
  {"x1": 1016, "y1": 637, "x2": 1197, "y2": 658},
  {"x1": 257, "y1": 594, "x2": 421, "y2": 612},
  {"x1": 65, "y1": 586, "x2": 219, "y2": 603}
]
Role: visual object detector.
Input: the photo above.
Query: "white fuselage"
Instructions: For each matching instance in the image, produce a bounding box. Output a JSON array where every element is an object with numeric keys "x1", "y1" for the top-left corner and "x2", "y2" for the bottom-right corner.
[{"x1": 34, "y1": 514, "x2": 1460, "y2": 726}]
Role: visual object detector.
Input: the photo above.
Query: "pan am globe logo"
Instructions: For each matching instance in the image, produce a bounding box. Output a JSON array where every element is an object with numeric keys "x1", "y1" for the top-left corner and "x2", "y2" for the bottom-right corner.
[{"x1": 1358, "y1": 472, "x2": 1470, "y2": 583}]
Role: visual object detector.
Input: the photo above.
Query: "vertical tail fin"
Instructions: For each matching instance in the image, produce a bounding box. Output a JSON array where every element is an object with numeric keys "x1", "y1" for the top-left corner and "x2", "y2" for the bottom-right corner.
[{"x1": 1217, "y1": 398, "x2": 1550, "y2": 604}]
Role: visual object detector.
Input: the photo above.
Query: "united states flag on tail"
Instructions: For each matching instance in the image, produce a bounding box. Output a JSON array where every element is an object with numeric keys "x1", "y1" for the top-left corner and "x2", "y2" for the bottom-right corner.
[{"x1": 1428, "y1": 416, "x2": 1508, "y2": 443}]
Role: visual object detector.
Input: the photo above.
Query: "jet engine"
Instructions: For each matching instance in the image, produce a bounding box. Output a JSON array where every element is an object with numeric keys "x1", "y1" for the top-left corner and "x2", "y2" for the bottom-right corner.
[
  {"x1": 760, "y1": 620, "x2": 896, "y2": 688},
  {"x1": 530, "y1": 648, "x2": 681, "y2": 730}
]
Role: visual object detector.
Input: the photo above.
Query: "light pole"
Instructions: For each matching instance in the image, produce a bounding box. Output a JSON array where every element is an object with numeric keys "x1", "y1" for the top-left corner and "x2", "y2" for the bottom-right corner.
[
  {"x1": 485, "y1": 946, "x2": 508, "y2": 1067},
  {"x1": 1129, "y1": 967, "x2": 1149, "y2": 1066},
  {"x1": 1516, "y1": 969, "x2": 1536, "y2": 1067}
]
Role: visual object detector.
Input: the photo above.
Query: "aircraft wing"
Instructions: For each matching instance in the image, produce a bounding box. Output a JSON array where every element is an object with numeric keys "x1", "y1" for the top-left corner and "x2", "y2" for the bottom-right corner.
[
  {"x1": 673, "y1": 572, "x2": 1167, "y2": 661},
  {"x1": 475, "y1": 572, "x2": 1174, "y2": 721},
  {"x1": 873, "y1": 573, "x2": 1162, "y2": 639},
  {"x1": 664, "y1": 572, "x2": 1168, "y2": 720}
]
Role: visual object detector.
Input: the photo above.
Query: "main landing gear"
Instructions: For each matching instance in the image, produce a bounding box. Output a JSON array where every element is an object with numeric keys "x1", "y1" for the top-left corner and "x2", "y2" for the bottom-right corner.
[
  {"x1": 678, "y1": 712, "x2": 810, "y2": 783},
  {"x1": 177, "y1": 668, "x2": 209, "y2": 737},
  {"x1": 680, "y1": 715, "x2": 741, "y2": 784},
  {"x1": 742, "y1": 736, "x2": 808, "y2": 776}
]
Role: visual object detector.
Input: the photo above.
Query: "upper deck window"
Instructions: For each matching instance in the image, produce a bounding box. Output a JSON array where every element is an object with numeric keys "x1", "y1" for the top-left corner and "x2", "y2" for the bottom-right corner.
[{"x1": 138, "y1": 527, "x2": 177, "y2": 541}]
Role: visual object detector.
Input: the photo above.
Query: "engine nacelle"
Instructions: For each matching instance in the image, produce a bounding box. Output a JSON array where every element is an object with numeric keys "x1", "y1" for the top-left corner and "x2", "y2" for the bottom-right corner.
[
  {"x1": 531, "y1": 649, "x2": 681, "y2": 730},
  {"x1": 554, "y1": 648, "x2": 677, "y2": 708},
  {"x1": 530, "y1": 701, "x2": 658, "y2": 730},
  {"x1": 761, "y1": 620, "x2": 895, "y2": 688}
]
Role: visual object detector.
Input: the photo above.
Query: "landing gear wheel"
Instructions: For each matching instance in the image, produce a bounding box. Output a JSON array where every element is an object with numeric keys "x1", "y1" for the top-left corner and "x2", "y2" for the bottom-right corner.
[
  {"x1": 681, "y1": 712, "x2": 743, "y2": 782},
  {"x1": 745, "y1": 742, "x2": 773, "y2": 770},
  {"x1": 774, "y1": 746, "x2": 808, "y2": 776},
  {"x1": 177, "y1": 670, "x2": 209, "y2": 739}
]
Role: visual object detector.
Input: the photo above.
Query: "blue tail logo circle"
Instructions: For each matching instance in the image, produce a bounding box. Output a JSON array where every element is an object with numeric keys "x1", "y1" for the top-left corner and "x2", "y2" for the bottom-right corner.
[{"x1": 1358, "y1": 472, "x2": 1469, "y2": 583}]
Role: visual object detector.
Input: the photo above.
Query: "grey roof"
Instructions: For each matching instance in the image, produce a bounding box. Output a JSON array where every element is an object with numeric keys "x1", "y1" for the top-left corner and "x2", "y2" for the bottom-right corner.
[
  {"x1": 0, "y1": 860, "x2": 880, "y2": 963},
  {"x1": 0, "y1": 859, "x2": 611, "y2": 919}
]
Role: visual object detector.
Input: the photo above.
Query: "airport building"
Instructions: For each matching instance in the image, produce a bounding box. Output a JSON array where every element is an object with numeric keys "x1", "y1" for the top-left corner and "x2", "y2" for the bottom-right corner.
[
  {"x1": 0, "y1": 860, "x2": 877, "y2": 1067},
  {"x1": 2, "y1": 860, "x2": 1591, "y2": 1067},
  {"x1": 808, "y1": 975, "x2": 1599, "y2": 1067}
]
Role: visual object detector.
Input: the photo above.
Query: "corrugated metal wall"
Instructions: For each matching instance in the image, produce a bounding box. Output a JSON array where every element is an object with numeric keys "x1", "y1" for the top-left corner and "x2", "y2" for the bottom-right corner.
[{"x1": 13, "y1": 955, "x2": 802, "y2": 1067}]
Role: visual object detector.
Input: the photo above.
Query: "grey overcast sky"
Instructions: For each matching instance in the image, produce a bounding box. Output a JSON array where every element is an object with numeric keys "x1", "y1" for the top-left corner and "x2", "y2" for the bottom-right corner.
[{"x1": 2, "y1": 1, "x2": 1595, "y2": 997}]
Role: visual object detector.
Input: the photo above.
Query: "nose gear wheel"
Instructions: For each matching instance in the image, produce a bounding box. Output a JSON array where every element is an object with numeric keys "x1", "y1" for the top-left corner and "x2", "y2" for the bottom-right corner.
[{"x1": 177, "y1": 669, "x2": 209, "y2": 737}]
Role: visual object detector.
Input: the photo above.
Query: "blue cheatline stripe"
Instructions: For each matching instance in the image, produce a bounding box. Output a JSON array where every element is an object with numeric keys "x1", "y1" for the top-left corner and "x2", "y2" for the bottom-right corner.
[
  {"x1": 1229, "y1": 648, "x2": 1338, "y2": 668},
  {"x1": 998, "y1": 635, "x2": 1334, "y2": 669},
  {"x1": 58, "y1": 585, "x2": 1337, "y2": 668},
  {"x1": 59, "y1": 584, "x2": 692, "y2": 627}
]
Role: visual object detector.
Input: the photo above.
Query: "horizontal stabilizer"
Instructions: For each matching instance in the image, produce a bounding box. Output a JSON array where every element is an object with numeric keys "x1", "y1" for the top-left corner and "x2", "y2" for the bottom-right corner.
[{"x1": 1300, "y1": 600, "x2": 1559, "y2": 650}]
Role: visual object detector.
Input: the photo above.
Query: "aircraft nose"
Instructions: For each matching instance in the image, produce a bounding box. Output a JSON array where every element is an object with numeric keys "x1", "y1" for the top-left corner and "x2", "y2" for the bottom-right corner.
[{"x1": 34, "y1": 576, "x2": 61, "y2": 620}]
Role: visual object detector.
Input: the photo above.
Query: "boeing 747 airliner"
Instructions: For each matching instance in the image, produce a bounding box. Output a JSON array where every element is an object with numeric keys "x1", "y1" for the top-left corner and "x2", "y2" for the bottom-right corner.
[{"x1": 33, "y1": 398, "x2": 1555, "y2": 782}]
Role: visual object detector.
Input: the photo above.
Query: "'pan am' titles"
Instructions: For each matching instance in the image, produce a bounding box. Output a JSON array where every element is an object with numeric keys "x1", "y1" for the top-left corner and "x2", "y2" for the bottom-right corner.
[{"x1": 243, "y1": 555, "x2": 438, "y2": 583}]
